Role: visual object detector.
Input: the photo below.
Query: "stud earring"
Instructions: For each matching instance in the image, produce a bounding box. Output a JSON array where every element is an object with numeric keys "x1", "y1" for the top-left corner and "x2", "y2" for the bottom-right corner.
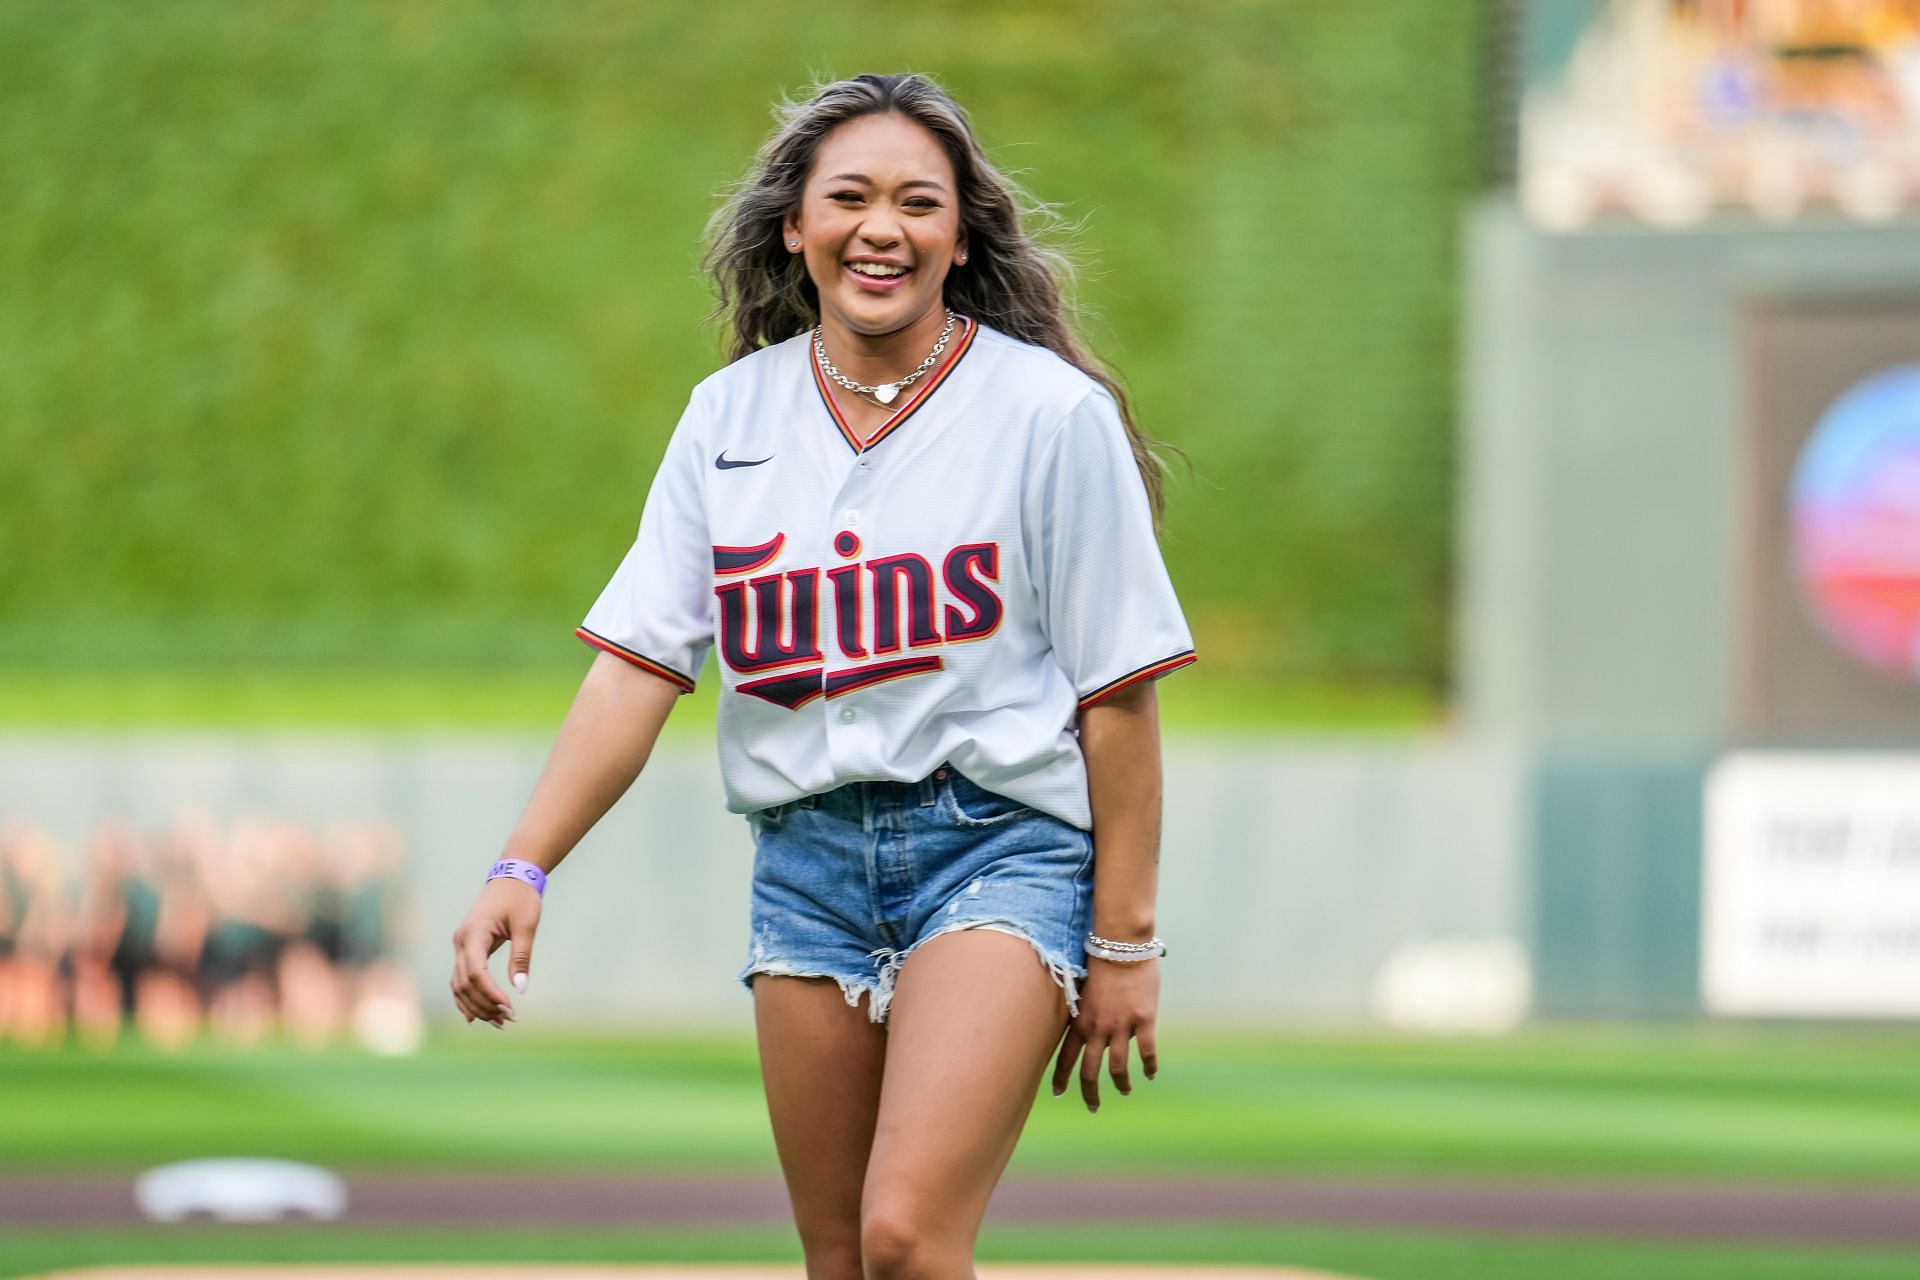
[{"x1": 788, "y1": 240, "x2": 799, "y2": 250}]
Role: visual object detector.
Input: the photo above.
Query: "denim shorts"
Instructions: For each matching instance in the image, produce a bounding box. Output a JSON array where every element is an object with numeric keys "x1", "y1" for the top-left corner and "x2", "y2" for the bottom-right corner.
[{"x1": 735, "y1": 762, "x2": 1095, "y2": 1024}]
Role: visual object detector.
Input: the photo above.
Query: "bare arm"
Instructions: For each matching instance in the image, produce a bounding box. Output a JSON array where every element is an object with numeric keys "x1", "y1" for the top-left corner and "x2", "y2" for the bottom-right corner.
[
  {"x1": 501, "y1": 651, "x2": 684, "y2": 874},
  {"x1": 449, "y1": 651, "x2": 684, "y2": 1026},
  {"x1": 1051, "y1": 680, "x2": 1164, "y2": 1111},
  {"x1": 1080, "y1": 681, "x2": 1163, "y2": 942}
]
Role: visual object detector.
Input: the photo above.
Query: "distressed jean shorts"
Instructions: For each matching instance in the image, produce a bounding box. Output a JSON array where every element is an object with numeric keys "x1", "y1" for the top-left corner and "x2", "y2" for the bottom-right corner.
[{"x1": 735, "y1": 762, "x2": 1094, "y2": 1024}]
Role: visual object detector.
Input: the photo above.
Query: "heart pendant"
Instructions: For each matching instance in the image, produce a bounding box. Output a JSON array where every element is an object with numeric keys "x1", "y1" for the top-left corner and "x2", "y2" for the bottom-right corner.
[{"x1": 874, "y1": 383, "x2": 900, "y2": 406}]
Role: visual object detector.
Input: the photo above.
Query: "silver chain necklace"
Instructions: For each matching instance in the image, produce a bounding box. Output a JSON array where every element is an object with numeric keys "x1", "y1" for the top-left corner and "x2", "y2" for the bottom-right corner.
[{"x1": 813, "y1": 309, "x2": 957, "y2": 407}]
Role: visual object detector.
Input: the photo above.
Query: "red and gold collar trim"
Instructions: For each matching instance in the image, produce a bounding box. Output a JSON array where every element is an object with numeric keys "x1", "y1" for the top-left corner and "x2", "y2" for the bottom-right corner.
[{"x1": 809, "y1": 314, "x2": 978, "y2": 455}]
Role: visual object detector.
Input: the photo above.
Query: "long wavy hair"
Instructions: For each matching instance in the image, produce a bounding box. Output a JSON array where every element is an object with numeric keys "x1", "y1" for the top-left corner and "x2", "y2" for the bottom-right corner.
[{"x1": 702, "y1": 72, "x2": 1175, "y2": 525}]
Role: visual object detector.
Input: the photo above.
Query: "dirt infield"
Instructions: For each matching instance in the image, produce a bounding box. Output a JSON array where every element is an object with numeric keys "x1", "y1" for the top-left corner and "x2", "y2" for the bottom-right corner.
[
  {"x1": 5, "y1": 1174, "x2": 1920, "y2": 1246},
  {"x1": 27, "y1": 1269, "x2": 1365, "y2": 1280}
]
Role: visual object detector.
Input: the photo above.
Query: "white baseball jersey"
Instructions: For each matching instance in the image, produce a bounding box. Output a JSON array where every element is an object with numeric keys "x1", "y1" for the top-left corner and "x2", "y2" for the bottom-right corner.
[{"x1": 577, "y1": 316, "x2": 1195, "y2": 831}]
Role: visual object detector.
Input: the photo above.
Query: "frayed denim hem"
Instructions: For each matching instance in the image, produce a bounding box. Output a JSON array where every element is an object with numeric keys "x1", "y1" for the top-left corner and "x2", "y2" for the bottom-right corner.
[
  {"x1": 736, "y1": 922, "x2": 882, "y2": 1013},
  {"x1": 868, "y1": 919, "x2": 1086, "y2": 1024},
  {"x1": 737, "y1": 960, "x2": 880, "y2": 1014}
]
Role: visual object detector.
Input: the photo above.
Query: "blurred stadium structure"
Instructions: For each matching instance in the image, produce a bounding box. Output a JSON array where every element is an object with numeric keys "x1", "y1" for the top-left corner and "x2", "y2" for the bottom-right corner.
[
  {"x1": 1470, "y1": 0, "x2": 1920, "y2": 1020},
  {"x1": 2, "y1": 0, "x2": 1919, "y2": 1051},
  {"x1": 1518, "y1": 0, "x2": 1920, "y2": 226}
]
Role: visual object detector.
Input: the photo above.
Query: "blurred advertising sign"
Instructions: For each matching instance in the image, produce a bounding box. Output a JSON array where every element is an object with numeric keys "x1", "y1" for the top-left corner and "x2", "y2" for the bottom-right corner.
[
  {"x1": 1739, "y1": 300, "x2": 1920, "y2": 738},
  {"x1": 1521, "y1": 0, "x2": 1920, "y2": 228},
  {"x1": 1703, "y1": 752, "x2": 1920, "y2": 1017},
  {"x1": 1793, "y1": 364, "x2": 1920, "y2": 680}
]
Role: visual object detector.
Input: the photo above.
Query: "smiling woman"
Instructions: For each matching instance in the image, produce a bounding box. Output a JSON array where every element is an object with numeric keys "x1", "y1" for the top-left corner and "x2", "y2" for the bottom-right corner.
[
  {"x1": 701, "y1": 73, "x2": 1172, "y2": 515},
  {"x1": 450, "y1": 71, "x2": 1197, "y2": 1280},
  {"x1": 781, "y1": 113, "x2": 966, "y2": 434}
]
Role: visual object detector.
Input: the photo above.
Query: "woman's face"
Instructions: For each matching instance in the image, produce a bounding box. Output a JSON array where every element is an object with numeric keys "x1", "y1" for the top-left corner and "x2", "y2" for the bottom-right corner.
[{"x1": 783, "y1": 112, "x2": 966, "y2": 342}]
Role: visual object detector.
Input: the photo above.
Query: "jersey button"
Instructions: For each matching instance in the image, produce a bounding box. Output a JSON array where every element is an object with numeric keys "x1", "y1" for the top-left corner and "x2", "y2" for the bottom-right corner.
[
  {"x1": 838, "y1": 707, "x2": 857, "y2": 723},
  {"x1": 843, "y1": 509, "x2": 860, "y2": 527}
]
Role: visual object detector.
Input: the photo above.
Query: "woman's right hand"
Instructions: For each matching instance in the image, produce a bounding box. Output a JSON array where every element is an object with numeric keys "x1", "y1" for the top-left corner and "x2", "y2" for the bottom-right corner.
[
  {"x1": 444, "y1": 652, "x2": 680, "y2": 1029},
  {"x1": 450, "y1": 877, "x2": 542, "y2": 1028}
]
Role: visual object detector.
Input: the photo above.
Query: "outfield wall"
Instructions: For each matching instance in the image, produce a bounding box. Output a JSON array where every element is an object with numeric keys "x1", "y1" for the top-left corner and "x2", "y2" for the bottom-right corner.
[
  {"x1": 1457, "y1": 197, "x2": 1920, "y2": 1019},
  {"x1": 0, "y1": 736, "x2": 1525, "y2": 1026}
]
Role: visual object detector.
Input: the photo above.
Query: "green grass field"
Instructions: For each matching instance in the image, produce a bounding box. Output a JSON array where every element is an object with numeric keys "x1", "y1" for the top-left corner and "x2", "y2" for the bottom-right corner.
[
  {"x1": 5, "y1": 1025, "x2": 1920, "y2": 1278},
  {"x1": 7, "y1": 1024, "x2": 1920, "y2": 1180}
]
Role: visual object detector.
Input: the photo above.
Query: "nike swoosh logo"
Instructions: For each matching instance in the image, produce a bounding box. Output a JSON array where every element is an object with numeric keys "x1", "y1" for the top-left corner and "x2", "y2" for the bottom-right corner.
[{"x1": 716, "y1": 451, "x2": 773, "y2": 470}]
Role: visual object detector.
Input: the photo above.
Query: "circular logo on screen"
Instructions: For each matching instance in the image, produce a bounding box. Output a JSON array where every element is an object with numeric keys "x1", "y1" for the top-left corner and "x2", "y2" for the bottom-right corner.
[{"x1": 1792, "y1": 365, "x2": 1920, "y2": 680}]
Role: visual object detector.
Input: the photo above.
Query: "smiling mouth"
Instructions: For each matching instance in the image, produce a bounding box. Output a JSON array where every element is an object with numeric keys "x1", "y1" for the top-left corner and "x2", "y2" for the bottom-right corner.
[{"x1": 846, "y1": 261, "x2": 910, "y2": 278}]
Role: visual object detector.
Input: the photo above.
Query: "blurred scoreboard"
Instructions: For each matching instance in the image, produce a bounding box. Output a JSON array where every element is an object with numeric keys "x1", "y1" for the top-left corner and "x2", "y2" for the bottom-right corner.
[{"x1": 1704, "y1": 300, "x2": 1920, "y2": 1019}]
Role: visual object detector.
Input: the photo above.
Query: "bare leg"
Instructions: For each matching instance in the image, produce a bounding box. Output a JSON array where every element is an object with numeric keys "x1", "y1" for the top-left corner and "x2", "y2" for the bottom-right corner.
[
  {"x1": 135, "y1": 970, "x2": 201, "y2": 1052},
  {"x1": 71, "y1": 958, "x2": 122, "y2": 1053},
  {"x1": 211, "y1": 974, "x2": 275, "y2": 1048},
  {"x1": 0, "y1": 957, "x2": 15, "y2": 1040},
  {"x1": 753, "y1": 975, "x2": 889, "y2": 1280},
  {"x1": 10, "y1": 959, "x2": 67, "y2": 1048},
  {"x1": 277, "y1": 942, "x2": 343, "y2": 1052},
  {"x1": 860, "y1": 929, "x2": 1069, "y2": 1279}
]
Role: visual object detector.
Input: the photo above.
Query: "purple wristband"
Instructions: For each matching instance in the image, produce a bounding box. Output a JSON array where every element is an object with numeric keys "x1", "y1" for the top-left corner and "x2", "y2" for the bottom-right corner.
[{"x1": 488, "y1": 858, "x2": 547, "y2": 898}]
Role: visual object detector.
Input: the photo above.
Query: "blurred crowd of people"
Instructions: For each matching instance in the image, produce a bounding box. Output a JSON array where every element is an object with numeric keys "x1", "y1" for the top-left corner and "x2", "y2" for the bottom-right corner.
[
  {"x1": 1524, "y1": 0, "x2": 1920, "y2": 226},
  {"x1": 0, "y1": 813, "x2": 421, "y2": 1054}
]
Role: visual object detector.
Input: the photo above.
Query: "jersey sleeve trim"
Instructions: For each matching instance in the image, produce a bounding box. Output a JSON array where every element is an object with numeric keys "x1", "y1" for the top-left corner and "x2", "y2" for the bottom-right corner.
[
  {"x1": 1076, "y1": 650, "x2": 1196, "y2": 710},
  {"x1": 574, "y1": 627, "x2": 697, "y2": 693}
]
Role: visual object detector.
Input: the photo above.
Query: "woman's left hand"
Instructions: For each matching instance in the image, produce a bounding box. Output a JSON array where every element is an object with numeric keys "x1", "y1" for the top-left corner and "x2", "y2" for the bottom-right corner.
[{"x1": 1052, "y1": 956, "x2": 1159, "y2": 1111}]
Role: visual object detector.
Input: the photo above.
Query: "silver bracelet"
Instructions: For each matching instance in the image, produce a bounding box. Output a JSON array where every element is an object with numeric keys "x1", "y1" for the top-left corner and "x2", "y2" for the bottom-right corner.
[{"x1": 1085, "y1": 932, "x2": 1167, "y2": 962}]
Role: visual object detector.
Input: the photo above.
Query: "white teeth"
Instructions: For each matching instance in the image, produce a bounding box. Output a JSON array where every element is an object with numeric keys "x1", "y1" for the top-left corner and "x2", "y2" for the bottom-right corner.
[{"x1": 848, "y1": 262, "x2": 907, "y2": 277}]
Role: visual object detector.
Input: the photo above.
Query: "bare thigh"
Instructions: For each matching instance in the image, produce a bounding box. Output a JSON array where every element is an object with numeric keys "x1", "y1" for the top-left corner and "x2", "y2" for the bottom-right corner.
[
  {"x1": 753, "y1": 975, "x2": 888, "y2": 1280},
  {"x1": 861, "y1": 929, "x2": 1070, "y2": 1266}
]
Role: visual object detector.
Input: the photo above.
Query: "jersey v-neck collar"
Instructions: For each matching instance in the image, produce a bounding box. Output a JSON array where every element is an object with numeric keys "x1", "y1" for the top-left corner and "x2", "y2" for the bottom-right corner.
[{"x1": 807, "y1": 314, "x2": 979, "y2": 456}]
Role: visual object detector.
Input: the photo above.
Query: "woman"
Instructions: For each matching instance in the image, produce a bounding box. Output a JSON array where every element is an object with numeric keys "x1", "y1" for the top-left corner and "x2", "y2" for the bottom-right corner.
[{"x1": 451, "y1": 72, "x2": 1194, "y2": 1275}]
